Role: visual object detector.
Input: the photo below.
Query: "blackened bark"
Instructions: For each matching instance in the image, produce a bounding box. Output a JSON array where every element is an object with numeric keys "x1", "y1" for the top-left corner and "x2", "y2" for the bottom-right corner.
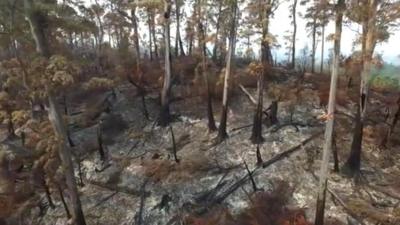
[
  {"x1": 311, "y1": 17, "x2": 317, "y2": 73},
  {"x1": 320, "y1": 24, "x2": 326, "y2": 73},
  {"x1": 344, "y1": 0, "x2": 378, "y2": 176},
  {"x1": 256, "y1": 144, "x2": 263, "y2": 165},
  {"x1": 158, "y1": 1, "x2": 173, "y2": 127},
  {"x1": 217, "y1": 105, "x2": 229, "y2": 142},
  {"x1": 291, "y1": 0, "x2": 297, "y2": 69},
  {"x1": 7, "y1": 111, "x2": 15, "y2": 136},
  {"x1": 314, "y1": 0, "x2": 344, "y2": 223},
  {"x1": 147, "y1": 9, "x2": 153, "y2": 60},
  {"x1": 269, "y1": 100, "x2": 278, "y2": 125},
  {"x1": 58, "y1": 185, "x2": 71, "y2": 219},
  {"x1": 344, "y1": 105, "x2": 363, "y2": 175},
  {"x1": 97, "y1": 122, "x2": 105, "y2": 161},
  {"x1": 169, "y1": 125, "x2": 180, "y2": 163},
  {"x1": 217, "y1": 0, "x2": 237, "y2": 143},
  {"x1": 175, "y1": 0, "x2": 185, "y2": 56},
  {"x1": 212, "y1": 1, "x2": 223, "y2": 61},
  {"x1": 198, "y1": 0, "x2": 217, "y2": 132},
  {"x1": 250, "y1": 69, "x2": 265, "y2": 144},
  {"x1": 332, "y1": 133, "x2": 339, "y2": 173}
]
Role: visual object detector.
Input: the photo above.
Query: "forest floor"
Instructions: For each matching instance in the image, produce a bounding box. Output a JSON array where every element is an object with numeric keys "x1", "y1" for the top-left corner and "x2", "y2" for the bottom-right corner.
[{"x1": 2, "y1": 67, "x2": 400, "y2": 225}]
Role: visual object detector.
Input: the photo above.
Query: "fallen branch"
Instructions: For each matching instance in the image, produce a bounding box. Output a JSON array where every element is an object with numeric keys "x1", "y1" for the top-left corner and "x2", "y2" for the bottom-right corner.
[
  {"x1": 197, "y1": 131, "x2": 323, "y2": 213},
  {"x1": 89, "y1": 191, "x2": 118, "y2": 210},
  {"x1": 260, "y1": 130, "x2": 323, "y2": 168},
  {"x1": 135, "y1": 180, "x2": 149, "y2": 225},
  {"x1": 367, "y1": 184, "x2": 400, "y2": 200},
  {"x1": 327, "y1": 188, "x2": 367, "y2": 225},
  {"x1": 310, "y1": 171, "x2": 367, "y2": 225},
  {"x1": 238, "y1": 84, "x2": 257, "y2": 104}
]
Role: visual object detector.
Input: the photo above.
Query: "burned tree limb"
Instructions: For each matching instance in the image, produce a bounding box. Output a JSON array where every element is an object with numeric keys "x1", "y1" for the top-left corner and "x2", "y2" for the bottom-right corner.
[
  {"x1": 169, "y1": 125, "x2": 180, "y2": 163},
  {"x1": 58, "y1": 185, "x2": 71, "y2": 219},
  {"x1": 327, "y1": 188, "x2": 367, "y2": 225},
  {"x1": 243, "y1": 159, "x2": 258, "y2": 192},
  {"x1": 199, "y1": 131, "x2": 323, "y2": 212},
  {"x1": 256, "y1": 144, "x2": 263, "y2": 165},
  {"x1": 239, "y1": 84, "x2": 257, "y2": 105},
  {"x1": 135, "y1": 180, "x2": 149, "y2": 225},
  {"x1": 97, "y1": 122, "x2": 106, "y2": 162}
]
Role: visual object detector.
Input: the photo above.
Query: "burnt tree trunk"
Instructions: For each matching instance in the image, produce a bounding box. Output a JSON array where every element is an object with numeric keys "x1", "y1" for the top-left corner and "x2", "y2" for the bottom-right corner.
[
  {"x1": 158, "y1": 0, "x2": 173, "y2": 127},
  {"x1": 344, "y1": 0, "x2": 378, "y2": 176},
  {"x1": 198, "y1": 0, "x2": 217, "y2": 132},
  {"x1": 217, "y1": 0, "x2": 237, "y2": 143},
  {"x1": 175, "y1": 0, "x2": 185, "y2": 56},
  {"x1": 314, "y1": 0, "x2": 344, "y2": 223},
  {"x1": 311, "y1": 17, "x2": 317, "y2": 74},
  {"x1": 320, "y1": 23, "x2": 326, "y2": 73},
  {"x1": 212, "y1": 1, "x2": 223, "y2": 61},
  {"x1": 291, "y1": 0, "x2": 297, "y2": 69},
  {"x1": 250, "y1": 68, "x2": 265, "y2": 144},
  {"x1": 24, "y1": 1, "x2": 86, "y2": 223},
  {"x1": 147, "y1": 9, "x2": 153, "y2": 60}
]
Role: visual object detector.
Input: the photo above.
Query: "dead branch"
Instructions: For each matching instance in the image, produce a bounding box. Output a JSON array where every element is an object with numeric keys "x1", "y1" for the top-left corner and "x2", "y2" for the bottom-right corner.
[
  {"x1": 327, "y1": 188, "x2": 367, "y2": 225},
  {"x1": 239, "y1": 84, "x2": 257, "y2": 104},
  {"x1": 260, "y1": 130, "x2": 323, "y2": 168},
  {"x1": 243, "y1": 159, "x2": 258, "y2": 192},
  {"x1": 367, "y1": 184, "x2": 400, "y2": 200},
  {"x1": 89, "y1": 191, "x2": 118, "y2": 210},
  {"x1": 200, "y1": 131, "x2": 323, "y2": 212},
  {"x1": 135, "y1": 180, "x2": 149, "y2": 225}
]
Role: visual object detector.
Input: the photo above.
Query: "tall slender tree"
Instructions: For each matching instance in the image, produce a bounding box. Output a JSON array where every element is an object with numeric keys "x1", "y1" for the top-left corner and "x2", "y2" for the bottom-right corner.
[
  {"x1": 314, "y1": 0, "x2": 345, "y2": 224},
  {"x1": 291, "y1": 0, "x2": 298, "y2": 69},
  {"x1": 198, "y1": 0, "x2": 217, "y2": 132},
  {"x1": 217, "y1": 0, "x2": 238, "y2": 143},
  {"x1": 175, "y1": 0, "x2": 185, "y2": 56},
  {"x1": 23, "y1": 1, "x2": 86, "y2": 224},
  {"x1": 344, "y1": 0, "x2": 400, "y2": 175},
  {"x1": 158, "y1": 0, "x2": 173, "y2": 126}
]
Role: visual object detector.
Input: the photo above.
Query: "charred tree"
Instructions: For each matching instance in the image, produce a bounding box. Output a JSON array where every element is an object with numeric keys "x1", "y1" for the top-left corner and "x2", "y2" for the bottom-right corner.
[
  {"x1": 24, "y1": 1, "x2": 86, "y2": 224},
  {"x1": 147, "y1": 9, "x2": 153, "y2": 60},
  {"x1": 291, "y1": 0, "x2": 298, "y2": 69},
  {"x1": 344, "y1": 0, "x2": 378, "y2": 176},
  {"x1": 217, "y1": 0, "x2": 238, "y2": 143},
  {"x1": 250, "y1": 66, "x2": 265, "y2": 144},
  {"x1": 175, "y1": 0, "x2": 185, "y2": 56},
  {"x1": 169, "y1": 125, "x2": 180, "y2": 163},
  {"x1": 212, "y1": 1, "x2": 223, "y2": 61},
  {"x1": 158, "y1": 0, "x2": 173, "y2": 127},
  {"x1": 198, "y1": 0, "x2": 217, "y2": 132},
  {"x1": 315, "y1": 0, "x2": 344, "y2": 224},
  {"x1": 311, "y1": 17, "x2": 317, "y2": 73},
  {"x1": 97, "y1": 121, "x2": 106, "y2": 161}
]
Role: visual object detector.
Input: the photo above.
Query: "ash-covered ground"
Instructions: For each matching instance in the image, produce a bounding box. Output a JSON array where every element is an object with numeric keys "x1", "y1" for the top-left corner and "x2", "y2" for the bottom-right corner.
[{"x1": 2, "y1": 71, "x2": 400, "y2": 225}]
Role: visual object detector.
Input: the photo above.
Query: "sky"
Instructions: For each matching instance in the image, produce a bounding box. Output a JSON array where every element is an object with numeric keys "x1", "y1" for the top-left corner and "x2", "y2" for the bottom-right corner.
[
  {"x1": 269, "y1": 0, "x2": 400, "y2": 65},
  {"x1": 82, "y1": 0, "x2": 400, "y2": 65}
]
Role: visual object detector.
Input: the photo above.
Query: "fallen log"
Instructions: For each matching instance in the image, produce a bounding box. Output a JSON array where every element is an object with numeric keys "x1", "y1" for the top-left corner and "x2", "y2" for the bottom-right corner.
[{"x1": 193, "y1": 130, "x2": 324, "y2": 214}]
